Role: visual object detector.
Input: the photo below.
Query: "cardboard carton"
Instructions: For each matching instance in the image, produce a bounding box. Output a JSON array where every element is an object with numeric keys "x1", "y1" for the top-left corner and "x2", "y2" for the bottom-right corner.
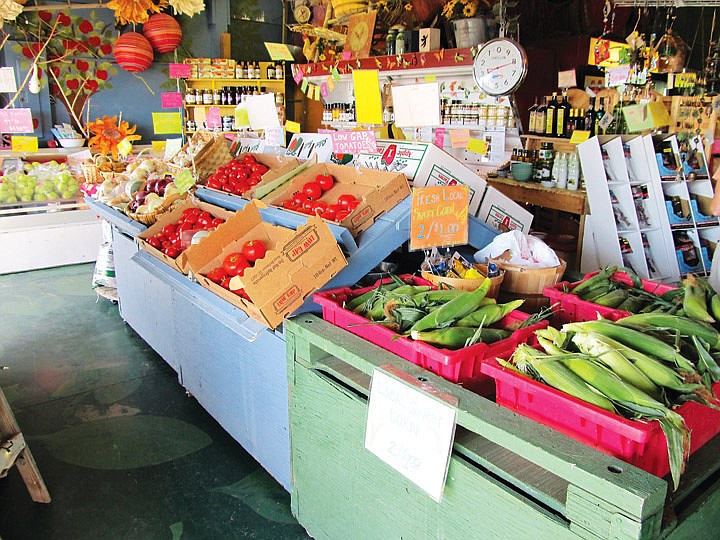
[
  {"x1": 477, "y1": 187, "x2": 533, "y2": 233},
  {"x1": 263, "y1": 162, "x2": 411, "y2": 237},
  {"x1": 350, "y1": 139, "x2": 487, "y2": 214},
  {"x1": 185, "y1": 203, "x2": 348, "y2": 329},
  {"x1": 137, "y1": 199, "x2": 236, "y2": 274},
  {"x1": 204, "y1": 152, "x2": 301, "y2": 199}
]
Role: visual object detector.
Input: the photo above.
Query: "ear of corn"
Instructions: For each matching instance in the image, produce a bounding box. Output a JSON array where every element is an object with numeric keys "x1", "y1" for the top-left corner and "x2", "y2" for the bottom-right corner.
[
  {"x1": 682, "y1": 274, "x2": 715, "y2": 323},
  {"x1": 412, "y1": 289, "x2": 466, "y2": 306},
  {"x1": 562, "y1": 320, "x2": 696, "y2": 371},
  {"x1": 570, "y1": 265, "x2": 619, "y2": 296},
  {"x1": 592, "y1": 289, "x2": 629, "y2": 308},
  {"x1": 347, "y1": 281, "x2": 403, "y2": 311},
  {"x1": 691, "y1": 335, "x2": 720, "y2": 384},
  {"x1": 615, "y1": 313, "x2": 720, "y2": 349},
  {"x1": 710, "y1": 294, "x2": 720, "y2": 322},
  {"x1": 410, "y1": 326, "x2": 510, "y2": 349},
  {"x1": 408, "y1": 278, "x2": 491, "y2": 334},
  {"x1": 455, "y1": 299, "x2": 524, "y2": 328}
]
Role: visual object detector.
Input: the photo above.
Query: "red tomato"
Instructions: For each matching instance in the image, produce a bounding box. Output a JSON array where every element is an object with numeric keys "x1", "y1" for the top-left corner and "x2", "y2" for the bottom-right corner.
[
  {"x1": 292, "y1": 192, "x2": 309, "y2": 206},
  {"x1": 219, "y1": 275, "x2": 232, "y2": 290},
  {"x1": 241, "y1": 154, "x2": 256, "y2": 164},
  {"x1": 251, "y1": 163, "x2": 268, "y2": 174},
  {"x1": 301, "y1": 198, "x2": 316, "y2": 212},
  {"x1": 321, "y1": 208, "x2": 337, "y2": 221},
  {"x1": 337, "y1": 194, "x2": 357, "y2": 209},
  {"x1": 222, "y1": 252, "x2": 250, "y2": 277},
  {"x1": 210, "y1": 217, "x2": 225, "y2": 228},
  {"x1": 241, "y1": 240, "x2": 266, "y2": 263},
  {"x1": 161, "y1": 223, "x2": 177, "y2": 238},
  {"x1": 334, "y1": 209, "x2": 351, "y2": 222},
  {"x1": 316, "y1": 173, "x2": 334, "y2": 192},
  {"x1": 183, "y1": 207, "x2": 202, "y2": 217},
  {"x1": 247, "y1": 173, "x2": 262, "y2": 186},
  {"x1": 177, "y1": 222, "x2": 194, "y2": 234},
  {"x1": 206, "y1": 266, "x2": 227, "y2": 284},
  {"x1": 163, "y1": 245, "x2": 181, "y2": 258},
  {"x1": 146, "y1": 236, "x2": 162, "y2": 249},
  {"x1": 196, "y1": 211, "x2": 212, "y2": 228},
  {"x1": 311, "y1": 200, "x2": 328, "y2": 215},
  {"x1": 347, "y1": 200, "x2": 360, "y2": 212},
  {"x1": 303, "y1": 182, "x2": 323, "y2": 200},
  {"x1": 282, "y1": 199, "x2": 298, "y2": 210}
]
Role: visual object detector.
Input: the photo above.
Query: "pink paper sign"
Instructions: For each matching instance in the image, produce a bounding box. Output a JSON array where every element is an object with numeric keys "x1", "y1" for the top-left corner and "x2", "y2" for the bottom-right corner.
[
  {"x1": 320, "y1": 82, "x2": 329, "y2": 98},
  {"x1": 341, "y1": 51, "x2": 352, "y2": 60},
  {"x1": 206, "y1": 107, "x2": 222, "y2": 129},
  {"x1": 161, "y1": 92, "x2": 184, "y2": 108},
  {"x1": 293, "y1": 68, "x2": 304, "y2": 84},
  {"x1": 434, "y1": 127, "x2": 445, "y2": 148},
  {"x1": 331, "y1": 130, "x2": 377, "y2": 154},
  {"x1": 0, "y1": 108, "x2": 33, "y2": 133},
  {"x1": 169, "y1": 63, "x2": 191, "y2": 78}
]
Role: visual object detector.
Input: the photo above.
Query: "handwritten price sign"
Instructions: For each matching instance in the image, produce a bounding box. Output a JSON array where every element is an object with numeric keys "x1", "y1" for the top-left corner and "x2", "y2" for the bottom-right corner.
[{"x1": 410, "y1": 185, "x2": 468, "y2": 251}]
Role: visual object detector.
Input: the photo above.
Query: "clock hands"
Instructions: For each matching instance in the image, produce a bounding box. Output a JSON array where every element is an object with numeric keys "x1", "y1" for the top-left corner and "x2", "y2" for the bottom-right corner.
[{"x1": 486, "y1": 62, "x2": 513, "y2": 73}]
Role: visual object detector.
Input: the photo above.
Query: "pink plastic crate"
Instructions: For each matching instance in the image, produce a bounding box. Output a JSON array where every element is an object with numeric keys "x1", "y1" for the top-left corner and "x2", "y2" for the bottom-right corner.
[
  {"x1": 544, "y1": 271, "x2": 678, "y2": 326},
  {"x1": 481, "y1": 358, "x2": 720, "y2": 479},
  {"x1": 314, "y1": 276, "x2": 547, "y2": 390}
]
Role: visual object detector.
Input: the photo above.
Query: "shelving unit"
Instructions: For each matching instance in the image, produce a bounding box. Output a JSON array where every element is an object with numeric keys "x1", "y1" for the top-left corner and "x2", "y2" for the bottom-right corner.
[{"x1": 577, "y1": 133, "x2": 693, "y2": 282}]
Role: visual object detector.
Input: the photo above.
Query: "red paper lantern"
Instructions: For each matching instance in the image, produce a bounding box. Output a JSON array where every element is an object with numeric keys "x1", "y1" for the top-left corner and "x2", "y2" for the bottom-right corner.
[
  {"x1": 114, "y1": 32, "x2": 154, "y2": 73},
  {"x1": 143, "y1": 14, "x2": 182, "y2": 53}
]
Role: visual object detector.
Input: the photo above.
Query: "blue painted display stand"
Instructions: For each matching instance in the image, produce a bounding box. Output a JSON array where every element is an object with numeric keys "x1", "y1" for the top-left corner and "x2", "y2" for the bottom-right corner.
[{"x1": 86, "y1": 195, "x2": 499, "y2": 491}]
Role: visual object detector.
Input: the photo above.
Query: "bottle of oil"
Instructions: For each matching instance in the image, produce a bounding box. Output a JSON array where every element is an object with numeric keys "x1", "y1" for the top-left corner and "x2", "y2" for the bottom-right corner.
[
  {"x1": 535, "y1": 96, "x2": 547, "y2": 135},
  {"x1": 545, "y1": 92, "x2": 558, "y2": 137},
  {"x1": 528, "y1": 96, "x2": 539, "y2": 134},
  {"x1": 556, "y1": 90, "x2": 570, "y2": 138}
]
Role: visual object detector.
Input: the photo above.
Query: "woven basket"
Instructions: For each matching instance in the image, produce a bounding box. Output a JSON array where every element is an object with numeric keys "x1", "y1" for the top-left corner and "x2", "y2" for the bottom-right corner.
[
  {"x1": 192, "y1": 136, "x2": 232, "y2": 182},
  {"x1": 81, "y1": 155, "x2": 126, "y2": 184},
  {"x1": 421, "y1": 264, "x2": 504, "y2": 299},
  {"x1": 125, "y1": 191, "x2": 185, "y2": 226}
]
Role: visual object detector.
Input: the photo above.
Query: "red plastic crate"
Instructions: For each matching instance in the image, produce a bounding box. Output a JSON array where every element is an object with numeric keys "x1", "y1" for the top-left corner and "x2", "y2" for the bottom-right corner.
[
  {"x1": 481, "y1": 358, "x2": 720, "y2": 479},
  {"x1": 314, "y1": 276, "x2": 547, "y2": 390},
  {"x1": 544, "y1": 271, "x2": 678, "y2": 326}
]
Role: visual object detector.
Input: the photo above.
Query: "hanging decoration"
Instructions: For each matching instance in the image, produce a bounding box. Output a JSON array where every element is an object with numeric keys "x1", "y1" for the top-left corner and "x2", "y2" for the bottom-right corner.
[
  {"x1": 594, "y1": 0, "x2": 613, "y2": 64},
  {"x1": 86, "y1": 115, "x2": 141, "y2": 159},
  {"x1": 114, "y1": 31, "x2": 154, "y2": 72},
  {"x1": 106, "y1": 0, "x2": 165, "y2": 26},
  {"x1": 142, "y1": 13, "x2": 182, "y2": 53},
  {"x1": 167, "y1": 0, "x2": 204, "y2": 18},
  {"x1": 0, "y1": 0, "x2": 23, "y2": 28}
]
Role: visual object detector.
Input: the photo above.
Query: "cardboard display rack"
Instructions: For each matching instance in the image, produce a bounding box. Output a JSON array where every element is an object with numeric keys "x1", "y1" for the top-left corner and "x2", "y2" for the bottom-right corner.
[
  {"x1": 185, "y1": 203, "x2": 348, "y2": 329},
  {"x1": 137, "y1": 198, "x2": 236, "y2": 274},
  {"x1": 263, "y1": 162, "x2": 411, "y2": 238}
]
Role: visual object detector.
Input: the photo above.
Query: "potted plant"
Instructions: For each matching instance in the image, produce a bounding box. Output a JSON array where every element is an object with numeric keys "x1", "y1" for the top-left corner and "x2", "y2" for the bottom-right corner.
[{"x1": 440, "y1": 0, "x2": 494, "y2": 48}]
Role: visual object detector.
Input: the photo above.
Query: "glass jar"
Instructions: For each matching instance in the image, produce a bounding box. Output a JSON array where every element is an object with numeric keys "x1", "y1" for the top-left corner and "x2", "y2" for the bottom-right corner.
[
  {"x1": 386, "y1": 29, "x2": 397, "y2": 56},
  {"x1": 395, "y1": 28, "x2": 406, "y2": 55}
]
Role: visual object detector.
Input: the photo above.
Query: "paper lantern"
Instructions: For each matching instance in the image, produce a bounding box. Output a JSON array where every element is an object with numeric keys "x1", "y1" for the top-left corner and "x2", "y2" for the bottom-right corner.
[
  {"x1": 114, "y1": 32, "x2": 154, "y2": 72},
  {"x1": 143, "y1": 14, "x2": 182, "y2": 53}
]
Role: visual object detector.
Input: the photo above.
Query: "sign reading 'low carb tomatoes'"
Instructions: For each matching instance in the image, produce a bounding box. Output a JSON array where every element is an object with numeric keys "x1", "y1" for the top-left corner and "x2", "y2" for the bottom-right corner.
[{"x1": 410, "y1": 185, "x2": 468, "y2": 251}]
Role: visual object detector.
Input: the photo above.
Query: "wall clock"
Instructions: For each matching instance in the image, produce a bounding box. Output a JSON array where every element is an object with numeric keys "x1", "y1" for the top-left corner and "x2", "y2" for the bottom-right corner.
[
  {"x1": 344, "y1": 11, "x2": 377, "y2": 59},
  {"x1": 472, "y1": 38, "x2": 528, "y2": 96}
]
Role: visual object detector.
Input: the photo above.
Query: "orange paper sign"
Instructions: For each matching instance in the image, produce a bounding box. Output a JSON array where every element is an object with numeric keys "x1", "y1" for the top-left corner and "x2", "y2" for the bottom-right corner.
[{"x1": 410, "y1": 185, "x2": 469, "y2": 251}]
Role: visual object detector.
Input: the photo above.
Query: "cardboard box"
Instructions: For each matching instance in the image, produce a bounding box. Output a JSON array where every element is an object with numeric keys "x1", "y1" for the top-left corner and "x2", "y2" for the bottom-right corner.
[
  {"x1": 477, "y1": 186, "x2": 533, "y2": 233},
  {"x1": 203, "y1": 152, "x2": 301, "y2": 199},
  {"x1": 351, "y1": 139, "x2": 487, "y2": 214},
  {"x1": 137, "y1": 199, "x2": 236, "y2": 274},
  {"x1": 419, "y1": 28, "x2": 441, "y2": 52},
  {"x1": 185, "y1": 203, "x2": 348, "y2": 329},
  {"x1": 263, "y1": 162, "x2": 411, "y2": 237}
]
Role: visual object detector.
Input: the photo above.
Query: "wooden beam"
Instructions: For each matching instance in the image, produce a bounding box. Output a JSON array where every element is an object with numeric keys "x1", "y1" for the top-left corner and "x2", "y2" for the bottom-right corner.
[{"x1": 22, "y1": 3, "x2": 108, "y2": 11}]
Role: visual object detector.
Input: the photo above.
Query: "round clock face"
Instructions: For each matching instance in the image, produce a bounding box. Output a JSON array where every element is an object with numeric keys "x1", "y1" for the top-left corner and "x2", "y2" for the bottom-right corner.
[
  {"x1": 473, "y1": 38, "x2": 528, "y2": 96},
  {"x1": 350, "y1": 21, "x2": 369, "y2": 51}
]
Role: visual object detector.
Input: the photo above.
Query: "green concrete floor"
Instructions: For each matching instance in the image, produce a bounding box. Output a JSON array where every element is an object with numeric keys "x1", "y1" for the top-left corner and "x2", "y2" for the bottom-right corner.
[{"x1": 0, "y1": 263, "x2": 309, "y2": 540}]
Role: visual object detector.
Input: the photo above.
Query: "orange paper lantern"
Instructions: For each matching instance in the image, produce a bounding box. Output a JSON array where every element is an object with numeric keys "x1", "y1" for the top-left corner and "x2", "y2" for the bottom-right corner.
[
  {"x1": 114, "y1": 32, "x2": 154, "y2": 72},
  {"x1": 143, "y1": 14, "x2": 182, "y2": 53}
]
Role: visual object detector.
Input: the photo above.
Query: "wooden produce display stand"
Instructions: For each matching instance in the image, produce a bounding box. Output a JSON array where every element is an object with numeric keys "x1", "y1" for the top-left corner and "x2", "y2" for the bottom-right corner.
[
  {"x1": 286, "y1": 314, "x2": 720, "y2": 540},
  {"x1": 86, "y1": 186, "x2": 501, "y2": 491}
]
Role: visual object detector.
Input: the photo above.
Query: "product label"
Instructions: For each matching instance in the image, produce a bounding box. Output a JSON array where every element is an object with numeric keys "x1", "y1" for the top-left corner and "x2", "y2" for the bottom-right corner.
[
  {"x1": 285, "y1": 227, "x2": 320, "y2": 262},
  {"x1": 273, "y1": 285, "x2": 301, "y2": 313}
]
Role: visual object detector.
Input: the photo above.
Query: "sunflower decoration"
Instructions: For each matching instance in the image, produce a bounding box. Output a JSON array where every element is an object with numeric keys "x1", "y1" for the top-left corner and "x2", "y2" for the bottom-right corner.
[
  {"x1": 440, "y1": 0, "x2": 492, "y2": 21},
  {"x1": 86, "y1": 115, "x2": 141, "y2": 159},
  {"x1": 106, "y1": 0, "x2": 168, "y2": 25}
]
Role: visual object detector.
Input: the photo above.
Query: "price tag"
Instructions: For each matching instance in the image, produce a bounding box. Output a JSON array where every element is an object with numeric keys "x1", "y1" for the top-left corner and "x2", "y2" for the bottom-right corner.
[
  {"x1": 569, "y1": 130, "x2": 591, "y2": 143},
  {"x1": 161, "y1": 92, "x2": 184, "y2": 108},
  {"x1": 597, "y1": 111, "x2": 613, "y2": 132},
  {"x1": 11, "y1": 136, "x2": 38, "y2": 152},
  {"x1": 365, "y1": 367, "x2": 457, "y2": 502},
  {"x1": 152, "y1": 112, "x2": 183, "y2": 134},
  {"x1": 434, "y1": 127, "x2": 445, "y2": 148},
  {"x1": 0, "y1": 108, "x2": 33, "y2": 133},
  {"x1": 169, "y1": 63, "x2": 191, "y2": 78},
  {"x1": 449, "y1": 129, "x2": 469, "y2": 149},
  {"x1": 410, "y1": 185, "x2": 468, "y2": 251},
  {"x1": 173, "y1": 168, "x2": 195, "y2": 194},
  {"x1": 164, "y1": 138, "x2": 183, "y2": 160}
]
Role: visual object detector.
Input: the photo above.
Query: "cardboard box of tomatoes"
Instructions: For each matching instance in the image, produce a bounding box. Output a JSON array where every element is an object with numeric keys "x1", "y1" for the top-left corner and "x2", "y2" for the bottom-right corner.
[
  {"x1": 185, "y1": 202, "x2": 348, "y2": 329},
  {"x1": 263, "y1": 162, "x2": 411, "y2": 237},
  {"x1": 203, "y1": 152, "x2": 300, "y2": 199},
  {"x1": 137, "y1": 199, "x2": 235, "y2": 274}
]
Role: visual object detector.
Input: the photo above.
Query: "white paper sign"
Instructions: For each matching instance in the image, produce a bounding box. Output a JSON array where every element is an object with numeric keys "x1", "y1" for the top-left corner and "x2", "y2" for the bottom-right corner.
[
  {"x1": 365, "y1": 368, "x2": 457, "y2": 502},
  {"x1": 0, "y1": 67, "x2": 17, "y2": 93},
  {"x1": 246, "y1": 93, "x2": 281, "y2": 129},
  {"x1": 164, "y1": 138, "x2": 183, "y2": 161},
  {"x1": 391, "y1": 83, "x2": 441, "y2": 128},
  {"x1": 264, "y1": 126, "x2": 285, "y2": 147},
  {"x1": 606, "y1": 65, "x2": 631, "y2": 88}
]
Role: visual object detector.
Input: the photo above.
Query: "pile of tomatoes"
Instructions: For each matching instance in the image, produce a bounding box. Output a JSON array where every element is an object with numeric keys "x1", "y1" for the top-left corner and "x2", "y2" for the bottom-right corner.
[
  {"x1": 205, "y1": 239, "x2": 268, "y2": 298},
  {"x1": 145, "y1": 207, "x2": 225, "y2": 259},
  {"x1": 205, "y1": 154, "x2": 270, "y2": 196},
  {"x1": 280, "y1": 173, "x2": 360, "y2": 222}
]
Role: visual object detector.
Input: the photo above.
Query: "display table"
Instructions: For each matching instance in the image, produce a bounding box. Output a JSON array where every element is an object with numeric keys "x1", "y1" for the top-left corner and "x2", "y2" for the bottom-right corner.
[{"x1": 286, "y1": 314, "x2": 720, "y2": 540}]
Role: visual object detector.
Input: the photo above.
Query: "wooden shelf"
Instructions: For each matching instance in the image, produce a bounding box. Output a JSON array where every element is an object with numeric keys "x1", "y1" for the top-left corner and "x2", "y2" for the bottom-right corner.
[
  {"x1": 521, "y1": 134, "x2": 579, "y2": 154},
  {"x1": 185, "y1": 78, "x2": 284, "y2": 84}
]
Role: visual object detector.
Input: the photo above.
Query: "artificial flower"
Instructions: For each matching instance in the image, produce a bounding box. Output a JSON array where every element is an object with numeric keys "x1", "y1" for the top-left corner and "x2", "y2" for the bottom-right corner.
[
  {"x1": 86, "y1": 115, "x2": 141, "y2": 160},
  {"x1": 441, "y1": 0, "x2": 491, "y2": 21},
  {"x1": 0, "y1": 0, "x2": 23, "y2": 28},
  {"x1": 168, "y1": 0, "x2": 204, "y2": 18},
  {"x1": 107, "y1": 0, "x2": 164, "y2": 25}
]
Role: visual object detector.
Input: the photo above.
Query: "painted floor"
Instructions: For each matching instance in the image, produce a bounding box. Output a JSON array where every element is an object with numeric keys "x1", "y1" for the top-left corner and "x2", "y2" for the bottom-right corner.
[{"x1": 0, "y1": 263, "x2": 310, "y2": 540}]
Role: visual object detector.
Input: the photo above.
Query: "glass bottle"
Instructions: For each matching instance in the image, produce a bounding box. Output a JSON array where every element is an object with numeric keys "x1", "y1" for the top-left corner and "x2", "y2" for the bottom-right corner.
[
  {"x1": 275, "y1": 62, "x2": 284, "y2": 79},
  {"x1": 554, "y1": 152, "x2": 568, "y2": 188},
  {"x1": 595, "y1": 98, "x2": 606, "y2": 135},
  {"x1": 528, "y1": 96, "x2": 538, "y2": 134},
  {"x1": 567, "y1": 151, "x2": 580, "y2": 190},
  {"x1": 386, "y1": 29, "x2": 397, "y2": 56},
  {"x1": 245, "y1": 62, "x2": 253, "y2": 79},
  {"x1": 535, "y1": 97, "x2": 547, "y2": 135},
  {"x1": 556, "y1": 90, "x2": 570, "y2": 138},
  {"x1": 212, "y1": 87, "x2": 221, "y2": 105},
  {"x1": 584, "y1": 98, "x2": 596, "y2": 136},
  {"x1": 202, "y1": 88, "x2": 213, "y2": 105},
  {"x1": 545, "y1": 92, "x2": 558, "y2": 136},
  {"x1": 195, "y1": 88, "x2": 202, "y2": 104},
  {"x1": 185, "y1": 86, "x2": 196, "y2": 104},
  {"x1": 236, "y1": 61, "x2": 244, "y2": 79},
  {"x1": 395, "y1": 28, "x2": 406, "y2": 55},
  {"x1": 267, "y1": 62, "x2": 275, "y2": 79},
  {"x1": 254, "y1": 62, "x2": 261, "y2": 79}
]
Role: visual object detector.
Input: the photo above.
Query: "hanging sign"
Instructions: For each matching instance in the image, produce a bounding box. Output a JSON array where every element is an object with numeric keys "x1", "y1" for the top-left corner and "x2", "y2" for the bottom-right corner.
[
  {"x1": 331, "y1": 130, "x2": 377, "y2": 154},
  {"x1": 205, "y1": 107, "x2": 222, "y2": 129},
  {"x1": 0, "y1": 108, "x2": 33, "y2": 133},
  {"x1": 410, "y1": 185, "x2": 469, "y2": 250},
  {"x1": 557, "y1": 69, "x2": 577, "y2": 89},
  {"x1": 161, "y1": 92, "x2": 184, "y2": 108},
  {"x1": 449, "y1": 129, "x2": 469, "y2": 149},
  {"x1": 169, "y1": 63, "x2": 191, "y2": 78},
  {"x1": 11, "y1": 136, "x2": 38, "y2": 152},
  {"x1": 466, "y1": 138, "x2": 488, "y2": 155},
  {"x1": 606, "y1": 65, "x2": 630, "y2": 88},
  {"x1": 434, "y1": 127, "x2": 445, "y2": 148},
  {"x1": 264, "y1": 42, "x2": 295, "y2": 61},
  {"x1": 152, "y1": 112, "x2": 183, "y2": 134},
  {"x1": 365, "y1": 367, "x2": 457, "y2": 502}
]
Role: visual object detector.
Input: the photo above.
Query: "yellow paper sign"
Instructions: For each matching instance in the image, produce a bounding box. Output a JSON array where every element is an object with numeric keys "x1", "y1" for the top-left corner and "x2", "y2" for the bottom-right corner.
[
  {"x1": 424, "y1": 75, "x2": 437, "y2": 82},
  {"x1": 152, "y1": 112, "x2": 183, "y2": 135},
  {"x1": 570, "y1": 130, "x2": 591, "y2": 143},
  {"x1": 118, "y1": 137, "x2": 133, "y2": 158},
  {"x1": 11, "y1": 136, "x2": 38, "y2": 152},
  {"x1": 264, "y1": 42, "x2": 296, "y2": 61},
  {"x1": 410, "y1": 185, "x2": 469, "y2": 251},
  {"x1": 622, "y1": 103, "x2": 654, "y2": 132},
  {"x1": 449, "y1": 129, "x2": 470, "y2": 149},
  {"x1": 285, "y1": 120, "x2": 301, "y2": 133},
  {"x1": 352, "y1": 70, "x2": 383, "y2": 125},
  {"x1": 234, "y1": 105, "x2": 250, "y2": 127},
  {"x1": 648, "y1": 101, "x2": 672, "y2": 127},
  {"x1": 173, "y1": 168, "x2": 195, "y2": 194},
  {"x1": 194, "y1": 107, "x2": 207, "y2": 126},
  {"x1": 314, "y1": 84, "x2": 321, "y2": 101},
  {"x1": 466, "y1": 137, "x2": 488, "y2": 155}
]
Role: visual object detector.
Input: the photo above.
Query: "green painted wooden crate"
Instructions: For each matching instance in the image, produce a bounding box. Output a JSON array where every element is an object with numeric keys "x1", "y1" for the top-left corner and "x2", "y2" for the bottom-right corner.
[{"x1": 286, "y1": 315, "x2": 720, "y2": 540}]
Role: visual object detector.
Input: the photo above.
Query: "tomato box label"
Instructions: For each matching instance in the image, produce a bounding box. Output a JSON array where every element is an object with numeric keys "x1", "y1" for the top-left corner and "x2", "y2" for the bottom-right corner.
[
  {"x1": 285, "y1": 227, "x2": 321, "y2": 261},
  {"x1": 273, "y1": 285, "x2": 301, "y2": 313}
]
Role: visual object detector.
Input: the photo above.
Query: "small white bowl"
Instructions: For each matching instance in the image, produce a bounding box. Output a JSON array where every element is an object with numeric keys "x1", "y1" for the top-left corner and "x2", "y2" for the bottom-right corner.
[
  {"x1": 58, "y1": 138, "x2": 86, "y2": 148},
  {"x1": 540, "y1": 180, "x2": 556, "y2": 189}
]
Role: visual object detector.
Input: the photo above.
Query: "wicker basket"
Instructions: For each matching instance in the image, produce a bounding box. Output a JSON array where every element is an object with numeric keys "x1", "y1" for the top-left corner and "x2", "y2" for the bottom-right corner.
[
  {"x1": 81, "y1": 155, "x2": 127, "y2": 184},
  {"x1": 169, "y1": 135, "x2": 232, "y2": 184},
  {"x1": 491, "y1": 257, "x2": 567, "y2": 311},
  {"x1": 125, "y1": 192, "x2": 185, "y2": 226},
  {"x1": 420, "y1": 264, "x2": 504, "y2": 299}
]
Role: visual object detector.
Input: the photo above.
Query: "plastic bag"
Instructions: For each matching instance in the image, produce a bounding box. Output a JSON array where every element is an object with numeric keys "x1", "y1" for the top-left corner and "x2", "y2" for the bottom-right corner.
[
  {"x1": 474, "y1": 230, "x2": 561, "y2": 268},
  {"x1": 92, "y1": 220, "x2": 116, "y2": 289}
]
